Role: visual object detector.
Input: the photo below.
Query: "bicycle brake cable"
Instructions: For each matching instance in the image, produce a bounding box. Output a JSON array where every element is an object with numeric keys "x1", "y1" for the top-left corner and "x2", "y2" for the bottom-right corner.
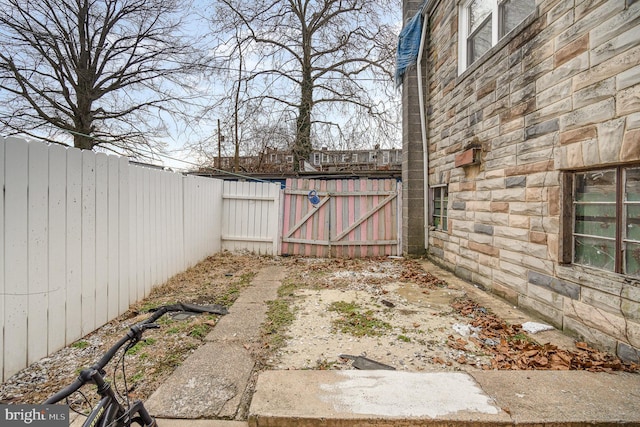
[{"x1": 65, "y1": 390, "x2": 91, "y2": 418}]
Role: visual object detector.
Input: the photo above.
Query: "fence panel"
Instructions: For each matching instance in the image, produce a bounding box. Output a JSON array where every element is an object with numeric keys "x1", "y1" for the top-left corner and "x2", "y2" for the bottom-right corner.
[
  {"x1": 2, "y1": 137, "x2": 400, "y2": 381},
  {"x1": 0, "y1": 138, "x2": 233, "y2": 382},
  {"x1": 95, "y1": 153, "x2": 109, "y2": 328},
  {"x1": 118, "y1": 157, "x2": 130, "y2": 313},
  {"x1": 281, "y1": 178, "x2": 402, "y2": 258},
  {"x1": 221, "y1": 181, "x2": 281, "y2": 254},
  {"x1": 183, "y1": 175, "x2": 223, "y2": 267},
  {"x1": 4, "y1": 139, "x2": 28, "y2": 378},
  {"x1": 81, "y1": 151, "x2": 97, "y2": 337},
  {"x1": 48, "y1": 145, "x2": 67, "y2": 354},
  {"x1": 27, "y1": 142, "x2": 49, "y2": 365}
]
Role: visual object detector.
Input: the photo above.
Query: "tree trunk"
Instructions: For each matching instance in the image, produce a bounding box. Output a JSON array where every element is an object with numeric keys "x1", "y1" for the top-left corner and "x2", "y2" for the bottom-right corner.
[
  {"x1": 293, "y1": 50, "x2": 313, "y2": 171},
  {"x1": 73, "y1": 130, "x2": 95, "y2": 150}
]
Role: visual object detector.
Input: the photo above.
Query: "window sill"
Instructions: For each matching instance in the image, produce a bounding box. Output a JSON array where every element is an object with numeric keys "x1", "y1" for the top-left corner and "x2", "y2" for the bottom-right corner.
[
  {"x1": 556, "y1": 264, "x2": 640, "y2": 292},
  {"x1": 456, "y1": 10, "x2": 538, "y2": 83}
]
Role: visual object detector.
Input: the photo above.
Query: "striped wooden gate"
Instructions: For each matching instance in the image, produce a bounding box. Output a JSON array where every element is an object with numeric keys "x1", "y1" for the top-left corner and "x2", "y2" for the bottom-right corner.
[{"x1": 281, "y1": 178, "x2": 402, "y2": 257}]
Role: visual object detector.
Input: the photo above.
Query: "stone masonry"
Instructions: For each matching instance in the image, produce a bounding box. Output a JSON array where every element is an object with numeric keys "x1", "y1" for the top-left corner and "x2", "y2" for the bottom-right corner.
[{"x1": 401, "y1": 0, "x2": 640, "y2": 361}]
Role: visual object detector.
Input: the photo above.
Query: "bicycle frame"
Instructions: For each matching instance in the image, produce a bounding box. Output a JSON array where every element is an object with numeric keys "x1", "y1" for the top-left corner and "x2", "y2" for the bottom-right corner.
[
  {"x1": 43, "y1": 303, "x2": 225, "y2": 427},
  {"x1": 80, "y1": 367, "x2": 156, "y2": 427}
]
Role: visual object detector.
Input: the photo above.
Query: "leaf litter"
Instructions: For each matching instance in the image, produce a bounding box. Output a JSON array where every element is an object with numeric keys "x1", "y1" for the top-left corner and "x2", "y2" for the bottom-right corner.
[{"x1": 0, "y1": 254, "x2": 636, "y2": 409}]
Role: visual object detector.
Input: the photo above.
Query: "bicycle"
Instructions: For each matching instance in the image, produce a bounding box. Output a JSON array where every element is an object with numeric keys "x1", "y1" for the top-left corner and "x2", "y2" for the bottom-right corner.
[{"x1": 43, "y1": 303, "x2": 227, "y2": 427}]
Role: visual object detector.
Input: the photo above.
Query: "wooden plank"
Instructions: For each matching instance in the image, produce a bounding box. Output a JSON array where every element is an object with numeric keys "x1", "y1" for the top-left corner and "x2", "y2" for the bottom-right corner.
[
  {"x1": 158, "y1": 170, "x2": 167, "y2": 278},
  {"x1": 172, "y1": 173, "x2": 184, "y2": 273},
  {"x1": 346, "y1": 179, "x2": 356, "y2": 258},
  {"x1": 65, "y1": 147, "x2": 83, "y2": 345},
  {"x1": 4, "y1": 138, "x2": 28, "y2": 378},
  {"x1": 281, "y1": 179, "x2": 293, "y2": 254},
  {"x1": 372, "y1": 179, "x2": 380, "y2": 257},
  {"x1": 149, "y1": 169, "x2": 159, "y2": 287},
  {"x1": 47, "y1": 144, "x2": 66, "y2": 355},
  {"x1": 333, "y1": 193, "x2": 397, "y2": 242},
  {"x1": 221, "y1": 235, "x2": 275, "y2": 243},
  {"x1": 309, "y1": 239, "x2": 398, "y2": 246},
  {"x1": 27, "y1": 141, "x2": 49, "y2": 364},
  {"x1": 168, "y1": 173, "x2": 179, "y2": 277},
  {"x1": 185, "y1": 176, "x2": 197, "y2": 266},
  {"x1": 107, "y1": 155, "x2": 120, "y2": 320},
  {"x1": 396, "y1": 181, "x2": 402, "y2": 255},
  {"x1": 284, "y1": 195, "x2": 330, "y2": 239},
  {"x1": 81, "y1": 151, "x2": 97, "y2": 336},
  {"x1": 222, "y1": 194, "x2": 277, "y2": 201},
  {"x1": 94, "y1": 153, "x2": 109, "y2": 327},
  {"x1": 127, "y1": 163, "x2": 138, "y2": 304},
  {"x1": 118, "y1": 157, "x2": 129, "y2": 312},
  {"x1": 285, "y1": 189, "x2": 395, "y2": 196},
  {"x1": 142, "y1": 168, "x2": 151, "y2": 294}
]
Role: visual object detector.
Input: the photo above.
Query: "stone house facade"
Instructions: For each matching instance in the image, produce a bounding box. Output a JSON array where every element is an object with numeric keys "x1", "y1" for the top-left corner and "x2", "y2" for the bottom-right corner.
[{"x1": 400, "y1": 0, "x2": 640, "y2": 361}]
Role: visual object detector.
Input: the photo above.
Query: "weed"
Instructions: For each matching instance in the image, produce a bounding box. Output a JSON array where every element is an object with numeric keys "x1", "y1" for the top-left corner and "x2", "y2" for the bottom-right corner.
[
  {"x1": 71, "y1": 341, "x2": 90, "y2": 349},
  {"x1": 215, "y1": 285, "x2": 240, "y2": 307},
  {"x1": 126, "y1": 338, "x2": 157, "y2": 355},
  {"x1": 189, "y1": 323, "x2": 210, "y2": 339},
  {"x1": 130, "y1": 372, "x2": 144, "y2": 383},
  {"x1": 263, "y1": 299, "x2": 296, "y2": 351},
  {"x1": 212, "y1": 272, "x2": 255, "y2": 307},
  {"x1": 167, "y1": 326, "x2": 183, "y2": 334},
  {"x1": 509, "y1": 333, "x2": 537, "y2": 344},
  {"x1": 316, "y1": 359, "x2": 337, "y2": 370},
  {"x1": 398, "y1": 334, "x2": 411, "y2": 343},
  {"x1": 328, "y1": 301, "x2": 391, "y2": 337},
  {"x1": 278, "y1": 280, "x2": 301, "y2": 297}
]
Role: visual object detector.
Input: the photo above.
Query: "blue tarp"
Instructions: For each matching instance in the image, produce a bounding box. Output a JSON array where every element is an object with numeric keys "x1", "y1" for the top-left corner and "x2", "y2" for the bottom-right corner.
[{"x1": 395, "y1": 8, "x2": 424, "y2": 87}]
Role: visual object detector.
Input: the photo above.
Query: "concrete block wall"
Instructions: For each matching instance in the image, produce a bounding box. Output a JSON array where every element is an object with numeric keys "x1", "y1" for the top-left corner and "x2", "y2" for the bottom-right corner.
[
  {"x1": 401, "y1": 0, "x2": 428, "y2": 255},
  {"x1": 409, "y1": 0, "x2": 640, "y2": 361}
]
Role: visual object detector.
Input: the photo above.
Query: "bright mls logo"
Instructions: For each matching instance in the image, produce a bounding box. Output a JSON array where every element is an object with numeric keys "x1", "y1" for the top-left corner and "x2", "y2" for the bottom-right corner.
[{"x1": 0, "y1": 405, "x2": 68, "y2": 427}]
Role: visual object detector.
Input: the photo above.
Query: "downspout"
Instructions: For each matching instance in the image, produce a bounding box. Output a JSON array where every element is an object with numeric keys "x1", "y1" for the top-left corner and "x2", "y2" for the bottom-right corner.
[{"x1": 417, "y1": 6, "x2": 429, "y2": 251}]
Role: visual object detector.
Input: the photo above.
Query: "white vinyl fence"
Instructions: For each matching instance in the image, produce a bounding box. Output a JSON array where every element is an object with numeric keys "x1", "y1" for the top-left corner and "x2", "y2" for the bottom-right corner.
[
  {"x1": 221, "y1": 181, "x2": 282, "y2": 255},
  {"x1": 0, "y1": 137, "x2": 275, "y2": 382}
]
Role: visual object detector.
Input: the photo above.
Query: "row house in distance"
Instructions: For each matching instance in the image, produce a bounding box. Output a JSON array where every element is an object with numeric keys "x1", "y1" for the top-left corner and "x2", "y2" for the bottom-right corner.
[
  {"x1": 211, "y1": 146, "x2": 402, "y2": 173},
  {"x1": 399, "y1": 0, "x2": 640, "y2": 361}
]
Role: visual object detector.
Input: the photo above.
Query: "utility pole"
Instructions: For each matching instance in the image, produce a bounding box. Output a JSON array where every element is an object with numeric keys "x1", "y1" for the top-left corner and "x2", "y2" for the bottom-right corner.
[{"x1": 217, "y1": 119, "x2": 221, "y2": 170}]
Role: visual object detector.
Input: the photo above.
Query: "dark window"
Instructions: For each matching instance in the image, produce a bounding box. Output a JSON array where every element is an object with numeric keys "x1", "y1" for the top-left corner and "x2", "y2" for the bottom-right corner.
[
  {"x1": 572, "y1": 166, "x2": 640, "y2": 277},
  {"x1": 432, "y1": 186, "x2": 448, "y2": 231}
]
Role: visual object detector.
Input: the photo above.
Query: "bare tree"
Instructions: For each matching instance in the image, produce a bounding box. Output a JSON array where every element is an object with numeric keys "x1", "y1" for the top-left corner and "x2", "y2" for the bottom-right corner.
[
  {"x1": 0, "y1": 0, "x2": 207, "y2": 155},
  {"x1": 208, "y1": 0, "x2": 400, "y2": 170}
]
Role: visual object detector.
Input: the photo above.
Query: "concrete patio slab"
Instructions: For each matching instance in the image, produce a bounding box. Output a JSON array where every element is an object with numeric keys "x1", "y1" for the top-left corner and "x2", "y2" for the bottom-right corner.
[{"x1": 145, "y1": 342, "x2": 254, "y2": 419}]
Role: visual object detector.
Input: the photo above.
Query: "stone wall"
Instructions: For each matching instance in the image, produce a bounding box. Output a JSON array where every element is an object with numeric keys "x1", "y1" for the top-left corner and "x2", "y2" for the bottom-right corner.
[{"x1": 411, "y1": 0, "x2": 640, "y2": 361}]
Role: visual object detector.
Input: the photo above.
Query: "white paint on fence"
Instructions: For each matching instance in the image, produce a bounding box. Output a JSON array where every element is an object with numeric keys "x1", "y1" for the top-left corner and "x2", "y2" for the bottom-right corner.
[
  {"x1": 222, "y1": 181, "x2": 281, "y2": 255},
  {"x1": 0, "y1": 138, "x2": 247, "y2": 382},
  {"x1": 4, "y1": 138, "x2": 28, "y2": 378}
]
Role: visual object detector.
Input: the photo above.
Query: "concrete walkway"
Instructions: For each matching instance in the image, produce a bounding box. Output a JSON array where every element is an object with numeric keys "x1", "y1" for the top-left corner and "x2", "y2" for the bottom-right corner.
[
  {"x1": 146, "y1": 265, "x2": 286, "y2": 425},
  {"x1": 145, "y1": 261, "x2": 640, "y2": 427}
]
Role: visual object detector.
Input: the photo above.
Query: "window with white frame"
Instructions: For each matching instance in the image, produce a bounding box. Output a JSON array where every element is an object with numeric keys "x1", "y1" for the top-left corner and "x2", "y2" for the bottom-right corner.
[
  {"x1": 458, "y1": 0, "x2": 535, "y2": 72},
  {"x1": 571, "y1": 166, "x2": 640, "y2": 277},
  {"x1": 382, "y1": 151, "x2": 390, "y2": 165},
  {"x1": 313, "y1": 153, "x2": 320, "y2": 165},
  {"x1": 432, "y1": 185, "x2": 448, "y2": 231}
]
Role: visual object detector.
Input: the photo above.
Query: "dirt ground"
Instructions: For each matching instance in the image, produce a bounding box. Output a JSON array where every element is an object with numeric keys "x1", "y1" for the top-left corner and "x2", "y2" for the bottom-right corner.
[{"x1": 1, "y1": 253, "x2": 636, "y2": 408}]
